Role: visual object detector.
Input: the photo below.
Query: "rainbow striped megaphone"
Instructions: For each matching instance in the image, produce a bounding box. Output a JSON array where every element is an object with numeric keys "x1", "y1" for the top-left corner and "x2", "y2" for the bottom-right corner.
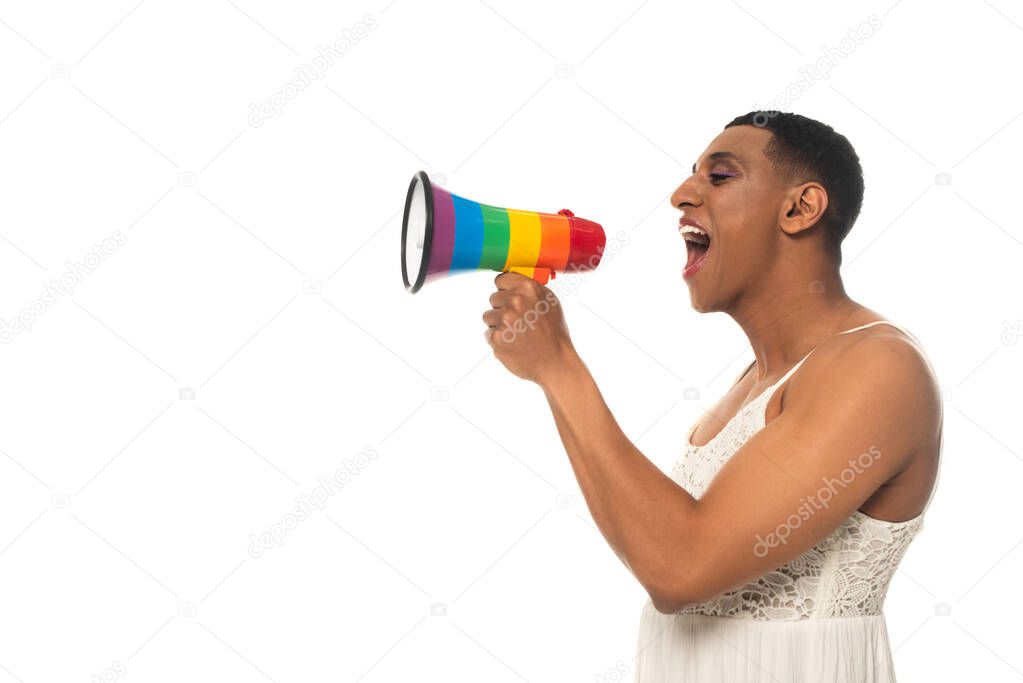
[{"x1": 401, "y1": 171, "x2": 606, "y2": 293}]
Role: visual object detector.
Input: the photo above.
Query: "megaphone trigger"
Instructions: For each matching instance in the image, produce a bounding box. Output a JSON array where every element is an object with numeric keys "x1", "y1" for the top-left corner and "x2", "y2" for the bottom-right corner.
[{"x1": 506, "y1": 266, "x2": 552, "y2": 286}]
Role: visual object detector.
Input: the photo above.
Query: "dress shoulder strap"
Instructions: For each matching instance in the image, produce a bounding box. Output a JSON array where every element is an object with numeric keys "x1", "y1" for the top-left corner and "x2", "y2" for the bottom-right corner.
[
  {"x1": 835, "y1": 319, "x2": 921, "y2": 346},
  {"x1": 764, "y1": 319, "x2": 918, "y2": 394}
]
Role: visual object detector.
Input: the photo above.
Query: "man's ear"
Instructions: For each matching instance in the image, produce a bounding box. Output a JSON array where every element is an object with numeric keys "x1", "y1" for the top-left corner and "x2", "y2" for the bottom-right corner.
[{"x1": 779, "y1": 182, "x2": 828, "y2": 236}]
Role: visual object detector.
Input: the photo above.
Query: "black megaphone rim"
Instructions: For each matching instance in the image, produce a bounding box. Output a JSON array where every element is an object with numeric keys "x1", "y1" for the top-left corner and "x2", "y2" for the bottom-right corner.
[{"x1": 401, "y1": 170, "x2": 434, "y2": 293}]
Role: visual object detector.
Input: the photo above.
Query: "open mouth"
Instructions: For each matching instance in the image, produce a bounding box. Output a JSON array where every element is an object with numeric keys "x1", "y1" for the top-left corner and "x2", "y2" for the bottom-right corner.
[{"x1": 680, "y1": 223, "x2": 711, "y2": 277}]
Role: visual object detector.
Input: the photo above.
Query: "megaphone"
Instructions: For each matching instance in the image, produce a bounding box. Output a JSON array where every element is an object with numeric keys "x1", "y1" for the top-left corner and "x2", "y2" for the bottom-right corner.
[{"x1": 401, "y1": 171, "x2": 605, "y2": 293}]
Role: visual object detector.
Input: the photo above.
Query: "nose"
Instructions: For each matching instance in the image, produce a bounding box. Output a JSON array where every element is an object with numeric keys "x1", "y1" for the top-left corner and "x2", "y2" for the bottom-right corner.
[{"x1": 670, "y1": 174, "x2": 701, "y2": 211}]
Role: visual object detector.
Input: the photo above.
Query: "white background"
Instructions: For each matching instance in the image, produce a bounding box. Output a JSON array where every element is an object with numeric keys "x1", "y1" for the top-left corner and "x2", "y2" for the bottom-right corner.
[{"x1": 1, "y1": 0, "x2": 1021, "y2": 681}]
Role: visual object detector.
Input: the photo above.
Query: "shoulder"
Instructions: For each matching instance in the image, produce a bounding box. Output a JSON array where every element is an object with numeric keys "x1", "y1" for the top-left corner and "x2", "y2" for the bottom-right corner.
[
  {"x1": 783, "y1": 321, "x2": 941, "y2": 464},
  {"x1": 810, "y1": 321, "x2": 935, "y2": 393},
  {"x1": 789, "y1": 321, "x2": 937, "y2": 397}
]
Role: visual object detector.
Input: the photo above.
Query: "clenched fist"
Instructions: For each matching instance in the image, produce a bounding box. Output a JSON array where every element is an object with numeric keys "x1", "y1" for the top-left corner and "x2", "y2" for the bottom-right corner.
[{"x1": 483, "y1": 272, "x2": 577, "y2": 385}]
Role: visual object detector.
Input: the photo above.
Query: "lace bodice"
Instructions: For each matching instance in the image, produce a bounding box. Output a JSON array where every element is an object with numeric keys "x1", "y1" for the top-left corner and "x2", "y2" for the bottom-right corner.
[{"x1": 671, "y1": 321, "x2": 928, "y2": 621}]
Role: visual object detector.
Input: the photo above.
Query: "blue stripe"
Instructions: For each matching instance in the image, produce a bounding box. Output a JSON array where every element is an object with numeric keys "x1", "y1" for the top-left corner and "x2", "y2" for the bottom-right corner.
[{"x1": 449, "y1": 193, "x2": 484, "y2": 270}]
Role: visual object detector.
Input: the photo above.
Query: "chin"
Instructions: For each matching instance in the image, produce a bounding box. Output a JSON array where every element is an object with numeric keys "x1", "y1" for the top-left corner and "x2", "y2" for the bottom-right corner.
[{"x1": 687, "y1": 292, "x2": 714, "y2": 314}]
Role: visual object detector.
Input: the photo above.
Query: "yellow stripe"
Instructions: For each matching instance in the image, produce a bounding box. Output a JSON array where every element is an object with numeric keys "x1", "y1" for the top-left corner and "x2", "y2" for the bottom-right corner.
[
  {"x1": 506, "y1": 265, "x2": 536, "y2": 280},
  {"x1": 503, "y1": 209, "x2": 542, "y2": 270}
]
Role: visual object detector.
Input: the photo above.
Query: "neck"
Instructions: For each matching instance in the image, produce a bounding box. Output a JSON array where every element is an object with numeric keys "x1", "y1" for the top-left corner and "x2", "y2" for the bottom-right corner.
[{"x1": 730, "y1": 267, "x2": 866, "y2": 381}]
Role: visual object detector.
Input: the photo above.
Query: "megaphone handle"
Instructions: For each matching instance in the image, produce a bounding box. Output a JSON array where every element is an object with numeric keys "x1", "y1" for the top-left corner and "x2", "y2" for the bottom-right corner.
[{"x1": 506, "y1": 266, "x2": 552, "y2": 285}]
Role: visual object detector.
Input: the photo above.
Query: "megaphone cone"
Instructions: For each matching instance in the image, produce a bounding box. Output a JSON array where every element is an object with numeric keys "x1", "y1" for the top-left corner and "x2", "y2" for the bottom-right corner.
[{"x1": 401, "y1": 171, "x2": 605, "y2": 293}]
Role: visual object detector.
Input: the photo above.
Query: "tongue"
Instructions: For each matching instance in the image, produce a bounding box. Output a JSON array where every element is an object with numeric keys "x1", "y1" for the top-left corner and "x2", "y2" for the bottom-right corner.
[{"x1": 686, "y1": 242, "x2": 708, "y2": 269}]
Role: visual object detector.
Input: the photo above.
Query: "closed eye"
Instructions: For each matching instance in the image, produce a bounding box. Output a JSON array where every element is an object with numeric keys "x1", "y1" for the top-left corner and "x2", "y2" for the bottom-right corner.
[{"x1": 709, "y1": 173, "x2": 734, "y2": 183}]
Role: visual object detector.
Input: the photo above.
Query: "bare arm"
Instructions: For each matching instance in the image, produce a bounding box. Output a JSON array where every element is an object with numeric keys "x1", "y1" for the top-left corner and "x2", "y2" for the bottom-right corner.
[
  {"x1": 483, "y1": 273, "x2": 937, "y2": 613},
  {"x1": 539, "y1": 335, "x2": 934, "y2": 612}
]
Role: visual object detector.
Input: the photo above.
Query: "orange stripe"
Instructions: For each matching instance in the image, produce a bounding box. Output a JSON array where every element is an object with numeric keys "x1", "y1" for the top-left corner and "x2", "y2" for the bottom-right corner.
[{"x1": 536, "y1": 213, "x2": 571, "y2": 271}]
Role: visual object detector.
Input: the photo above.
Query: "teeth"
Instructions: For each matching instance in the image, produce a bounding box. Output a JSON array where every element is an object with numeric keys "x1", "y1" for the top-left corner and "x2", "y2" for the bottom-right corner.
[{"x1": 679, "y1": 224, "x2": 710, "y2": 245}]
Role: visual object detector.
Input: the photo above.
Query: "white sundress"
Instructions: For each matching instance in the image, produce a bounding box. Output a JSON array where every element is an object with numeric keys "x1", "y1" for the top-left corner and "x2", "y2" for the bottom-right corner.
[{"x1": 635, "y1": 320, "x2": 937, "y2": 682}]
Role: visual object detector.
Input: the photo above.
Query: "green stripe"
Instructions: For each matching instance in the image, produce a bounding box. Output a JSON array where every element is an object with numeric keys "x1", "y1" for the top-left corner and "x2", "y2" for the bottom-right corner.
[{"x1": 478, "y1": 204, "x2": 510, "y2": 271}]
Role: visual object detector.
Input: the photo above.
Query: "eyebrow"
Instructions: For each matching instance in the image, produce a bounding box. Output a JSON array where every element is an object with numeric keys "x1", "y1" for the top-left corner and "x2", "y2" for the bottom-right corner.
[{"x1": 692, "y1": 151, "x2": 742, "y2": 174}]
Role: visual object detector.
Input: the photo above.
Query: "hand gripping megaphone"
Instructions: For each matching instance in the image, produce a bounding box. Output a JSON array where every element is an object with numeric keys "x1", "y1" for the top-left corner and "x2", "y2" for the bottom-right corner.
[{"x1": 400, "y1": 171, "x2": 606, "y2": 293}]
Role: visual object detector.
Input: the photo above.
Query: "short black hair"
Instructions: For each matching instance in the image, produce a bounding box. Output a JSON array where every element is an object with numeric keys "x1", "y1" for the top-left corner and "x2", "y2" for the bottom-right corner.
[{"x1": 725, "y1": 111, "x2": 864, "y2": 266}]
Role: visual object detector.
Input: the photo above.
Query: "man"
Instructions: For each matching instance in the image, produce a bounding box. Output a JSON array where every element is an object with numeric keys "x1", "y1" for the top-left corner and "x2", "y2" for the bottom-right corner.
[{"x1": 482, "y1": 111, "x2": 941, "y2": 681}]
